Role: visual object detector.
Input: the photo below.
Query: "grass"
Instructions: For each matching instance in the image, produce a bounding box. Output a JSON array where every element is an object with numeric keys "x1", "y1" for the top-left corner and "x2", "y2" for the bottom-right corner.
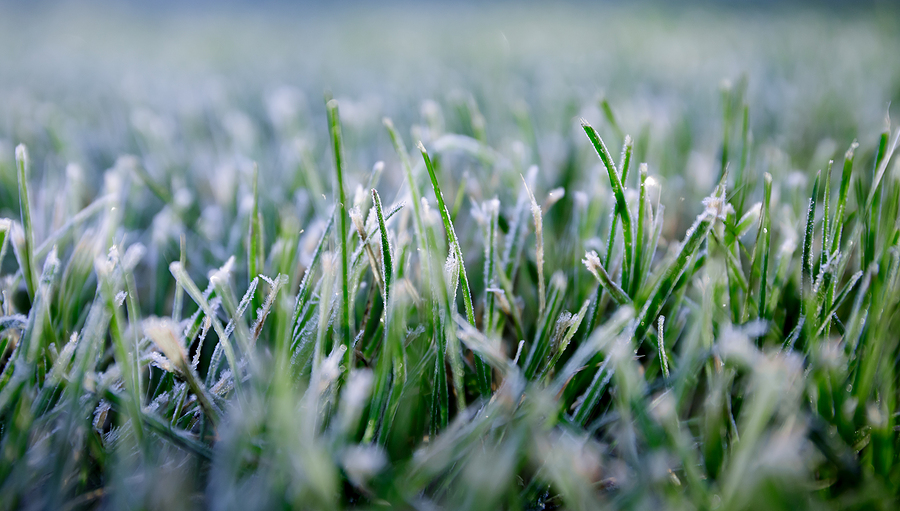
[{"x1": 1, "y1": 3, "x2": 900, "y2": 510}]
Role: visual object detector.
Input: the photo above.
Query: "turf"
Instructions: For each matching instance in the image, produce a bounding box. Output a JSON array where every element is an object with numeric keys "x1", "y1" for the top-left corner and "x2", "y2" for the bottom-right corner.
[{"x1": 1, "y1": 3, "x2": 900, "y2": 510}]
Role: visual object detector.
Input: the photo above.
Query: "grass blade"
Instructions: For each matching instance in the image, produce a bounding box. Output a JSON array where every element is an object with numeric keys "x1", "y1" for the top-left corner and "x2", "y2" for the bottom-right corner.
[
  {"x1": 634, "y1": 184, "x2": 724, "y2": 342},
  {"x1": 582, "y1": 121, "x2": 634, "y2": 293},
  {"x1": 327, "y1": 99, "x2": 352, "y2": 364},
  {"x1": 14, "y1": 145, "x2": 36, "y2": 300},
  {"x1": 418, "y1": 141, "x2": 482, "y2": 397},
  {"x1": 522, "y1": 177, "x2": 546, "y2": 317},
  {"x1": 583, "y1": 251, "x2": 630, "y2": 306}
]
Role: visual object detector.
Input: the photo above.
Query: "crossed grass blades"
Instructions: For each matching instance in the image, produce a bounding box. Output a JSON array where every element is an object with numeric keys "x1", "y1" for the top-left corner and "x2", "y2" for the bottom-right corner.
[{"x1": 2, "y1": 78, "x2": 900, "y2": 510}]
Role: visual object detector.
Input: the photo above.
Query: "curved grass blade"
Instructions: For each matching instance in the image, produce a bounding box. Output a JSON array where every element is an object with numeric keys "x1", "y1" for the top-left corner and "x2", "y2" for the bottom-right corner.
[
  {"x1": 418, "y1": 141, "x2": 484, "y2": 395},
  {"x1": 582, "y1": 121, "x2": 634, "y2": 294},
  {"x1": 583, "y1": 250, "x2": 630, "y2": 306}
]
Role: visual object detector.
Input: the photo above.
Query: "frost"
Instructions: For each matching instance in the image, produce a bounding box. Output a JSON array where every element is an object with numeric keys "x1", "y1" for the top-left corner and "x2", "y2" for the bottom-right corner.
[
  {"x1": 342, "y1": 369, "x2": 373, "y2": 415},
  {"x1": 701, "y1": 192, "x2": 729, "y2": 220},
  {"x1": 144, "y1": 317, "x2": 186, "y2": 368},
  {"x1": 342, "y1": 444, "x2": 387, "y2": 488},
  {"x1": 122, "y1": 243, "x2": 146, "y2": 271},
  {"x1": 582, "y1": 250, "x2": 604, "y2": 282},
  {"x1": 444, "y1": 249, "x2": 460, "y2": 301}
]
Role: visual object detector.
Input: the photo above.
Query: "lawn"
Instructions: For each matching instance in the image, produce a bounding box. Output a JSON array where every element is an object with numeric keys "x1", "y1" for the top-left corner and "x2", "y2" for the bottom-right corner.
[{"x1": 1, "y1": 2, "x2": 899, "y2": 509}]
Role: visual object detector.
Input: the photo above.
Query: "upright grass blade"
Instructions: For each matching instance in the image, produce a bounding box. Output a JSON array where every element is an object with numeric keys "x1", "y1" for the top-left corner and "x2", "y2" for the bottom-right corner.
[
  {"x1": 522, "y1": 272, "x2": 566, "y2": 380},
  {"x1": 538, "y1": 298, "x2": 590, "y2": 381},
  {"x1": 820, "y1": 160, "x2": 834, "y2": 271},
  {"x1": 418, "y1": 141, "x2": 483, "y2": 395},
  {"x1": 479, "y1": 198, "x2": 500, "y2": 391},
  {"x1": 0, "y1": 219, "x2": 10, "y2": 279},
  {"x1": 582, "y1": 121, "x2": 634, "y2": 293},
  {"x1": 249, "y1": 163, "x2": 264, "y2": 317},
  {"x1": 748, "y1": 173, "x2": 772, "y2": 321},
  {"x1": 14, "y1": 145, "x2": 37, "y2": 300},
  {"x1": 835, "y1": 127, "x2": 898, "y2": 280},
  {"x1": 831, "y1": 141, "x2": 857, "y2": 254},
  {"x1": 365, "y1": 189, "x2": 397, "y2": 441},
  {"x1": 736, "y1": 103, "x2": 751, "y2": 213},
  {"x1": 600, "y1": 98, "x2": 624, "y2": 143},
  {"x1": 173, "y1": 234, "x2": 186, "y2": 323},
  {"x1": 98, "y1": 252, "x2": 146, "y2": 449},
  {"x1": 632, "y1": 164, "x2": 649, "y2": 296},
  {"x1": 385, "y1": 117, "x2": 429, "y2": 251},
  {"x1": 801, "y1": 170, "x2": 820, "y2": 316},
  {"x1": 657, "y1": 315, "x2": 669, "y2": 379},
  {"x1": 425, "y1": 222, "x2": 452, "y2": 431},
  {"x1": 522, "y1": 177, "x2": 546, "y2": 317},
  {"x1": 602, "y1": 137, "x2": 634, "y2": 277},
  {"x1": 20, "y1": 247, "x2": 59, "y2": 370},
  {"x1": 373, "y1": 190, "x2": 393, "y2": 322},
  {"x1": 503, "y1": 166, "x2": 537, "y2": 282},
  {"x1": 481, "y1": 199, "x2": 500, "y2": 337},
  {"x1": 327, "y1": 99, "x2": 352, "y2": 363}
]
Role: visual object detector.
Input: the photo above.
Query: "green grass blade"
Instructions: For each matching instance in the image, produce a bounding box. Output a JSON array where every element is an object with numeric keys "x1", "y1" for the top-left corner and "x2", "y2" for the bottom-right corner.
[
  {"x1": 657, "y1": 315, "x2": 670, "y2": 379},
  {"x1": 820, "y1": 159, "x2": 833, "y2": 271},
  {"x1": 583, "y1": 251, "x2": 630, "y2": 306},
  {"x1": 0, "y1": 219, "x2": 10, "y2": 278},
  {"x1": 14, "y1": 145, "x2": 37, "y2": 300},
  {"x1": 632, "y1": 164, "x2": 649, "y2": 296},
  {"x1": 327, "y1": 99, "x2": 352, "y2": 362},
  {"x1": 419, "y1": 141, "x2": 481, "y2": 398},
  {"x1": 249, "y1": 163, "x2": 264, "y2": 317},
  {"x1": 373, "y1": 189, "x2": 393, "y2": 318},
  {"x1": 383, "y1": 118, "x2": 428, "y2": 251},
  {"x1": 801, "y1": 170, "x2": 820, "y2": 320},
  {"x1": 479, "y1": 198, "x2": 500, "y2": 395},
  {"x1": 600, "y1": 98, "x2": 624, "y2": 143},
  {"x1": 749, "y1": 173, "x2": 773, "y2": 321},
  {"x1": 582, "y1": 120, "x2": 634, "y2": 294},
  {"x1": 538, "y1": 298, "x2": 590, "y2": 382},
  {"x1": 634, "y1": 185, "x2": 723, "y2": 342},
  {"x1": 523, "y1": 272, "x2": 566, "y2": 380},
  {"x1": 418, "y1": 142, "x2": 476, "y2": 327},
  {"x1": 831, "y1": 141, "x2": 858, "y2": 253}
]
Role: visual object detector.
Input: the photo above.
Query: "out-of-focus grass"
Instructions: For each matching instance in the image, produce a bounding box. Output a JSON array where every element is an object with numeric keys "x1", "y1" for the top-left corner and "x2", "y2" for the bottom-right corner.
[{"x1": 1, "y1": 3, "x2": 900, "y2": 510}]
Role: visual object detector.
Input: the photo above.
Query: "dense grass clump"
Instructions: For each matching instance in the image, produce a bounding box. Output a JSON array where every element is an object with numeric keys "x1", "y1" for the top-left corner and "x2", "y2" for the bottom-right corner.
[{"x1": 2, "y1": 4, "x2": 900, "y2": 510}]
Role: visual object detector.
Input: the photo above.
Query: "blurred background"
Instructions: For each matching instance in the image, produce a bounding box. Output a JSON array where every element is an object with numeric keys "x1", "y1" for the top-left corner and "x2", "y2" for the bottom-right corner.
[{"x1": 1, "y1": 0, "x2": 898, "y2": 260}]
